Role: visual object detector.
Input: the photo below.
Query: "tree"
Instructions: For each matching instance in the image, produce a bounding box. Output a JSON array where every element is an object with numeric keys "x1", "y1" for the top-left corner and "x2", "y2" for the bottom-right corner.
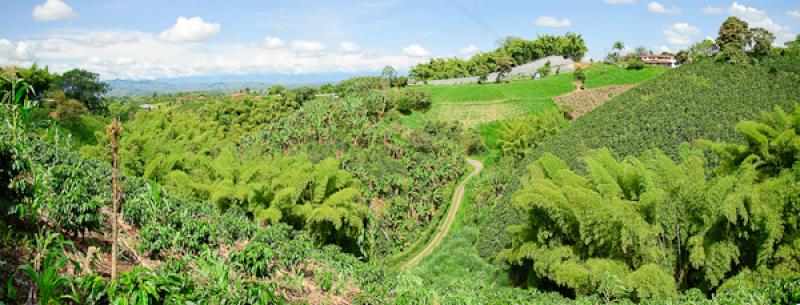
[
  {"x1": 613, "y1": 41, "x2": 625, "y2": 55},
  {"x1": 381, "y1": 66, "x2": 397, "y2": 89},
  {"x1": 18, "y1": 64, "x2": 59, "y2": 98},
  {"x1": 634, "y1": 46, "x2": 650, "y2": 56},
  {"x1": 689, "y1": 39, "x2": 716, "y2": 60},
  {"x1": 749, "y1": 27, "x2": 775, "y2": 58},
  {"x1": 268, "y1": 85, "x2": 286, "y2": 96},
  {"x1": 675, "y1": 50, "x2": 690, "y2": 65},
  {"x1": 61, "y1": 69, "x2": 109, "y2": 114},
  {"x1": 560, "y1": 32, "x2": 588, "y2": 62},
  {"x1": 493, "y1": 52, "x2": 513, "y2": 82},
  {"x1": 55, "y1": 99, "x2": 89, "y2": 121},
  {"x1": 716, "y1": 16, "x2": 751, "y2": 62}
]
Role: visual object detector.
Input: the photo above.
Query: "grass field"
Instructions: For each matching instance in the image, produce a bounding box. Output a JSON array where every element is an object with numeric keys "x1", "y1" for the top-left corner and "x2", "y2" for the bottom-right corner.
[
  {"x1": 402, "y1": 64, "x2": 667, "y2": 129},
  {"x1": 400, "y1": 64, "x2": 668, "y2": 163}
]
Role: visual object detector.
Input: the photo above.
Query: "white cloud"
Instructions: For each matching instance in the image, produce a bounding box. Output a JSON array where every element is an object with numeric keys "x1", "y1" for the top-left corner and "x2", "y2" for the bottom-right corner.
[
  {"x1": 604, "y1": 0, "x2": 635, "y2": 4},
  {"x1": 655, "y1": 45, "x2": 672, "y2": 53},
  {"x1": 647, "y1": 2, "x2": 681, "y2": 14},
  {"x1": 10, "y1": 30, "x2": 430, "y2": 80},
  {"x1": 82, "y1": 31, "x2": 140, "y2": 46},
  {"x1": 263, "y1": 37, "x2": 286, "y2": 49},
  {"x1": 0, "y1": 39, "x2": 36, "y2": 65},
  {"x1": 670, "y1": 23, "x2": 700, "y2": 35},
  {"x1": 459, "y1": 44, "x2": 479, "y2": 55},
  {"x1": 290, "y1": 40, "x2": 326, "y2": 53},
  {"x1": 730, "y1": 2, "x2": 795, "y2": 42},
  {"x1": 159, "y1": 17, "x2": 221, "y2": 43},
  {"x1": 790, "y1": 10, "x2": 800, "y2": 19},
  {"x1": 403, "y1": 44, "x2": 430, "y2": 57},
  {"x1": 534, "y1": 16, "x2": 572, "y2": 28},
  {"x1": 339, "y1": 42, "x2": 361, "y2": 53},
  {"x1": 663, "y1": 23, "x2": 700, "y2": 45},
  {"x1": 32, "y1": 0, "x2": 76, "y2": 22},
  {"x1": 703, "y1": 6, "x2": 723, "y2": 15}
]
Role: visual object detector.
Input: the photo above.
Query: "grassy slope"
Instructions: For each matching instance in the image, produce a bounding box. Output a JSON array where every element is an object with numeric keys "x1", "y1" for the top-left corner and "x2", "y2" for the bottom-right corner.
[
  {"x1": 401, "y1": 64, "x2": 666, "y2": 148},
  {"x1": 404, "y1": 64, "x2": 671, "y2": 301},
  {"x1": 529, "y1": 61, "x2": 800, "y2": 168}
]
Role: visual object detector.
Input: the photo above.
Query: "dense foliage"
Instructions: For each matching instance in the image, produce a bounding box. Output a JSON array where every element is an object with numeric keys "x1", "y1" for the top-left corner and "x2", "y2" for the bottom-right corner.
[
  {"x1": 241, "y1": 95, "x2": 465, "y2": 257},
  {"x1": 528, "y1": 61, "x2": 800, "y2": 170},
  {"x1": 499, "y1": 105, "x2": 800, "y2": 300},
  {"x1": 410, "y1": 34, "x2": 587, "y2": 81}
]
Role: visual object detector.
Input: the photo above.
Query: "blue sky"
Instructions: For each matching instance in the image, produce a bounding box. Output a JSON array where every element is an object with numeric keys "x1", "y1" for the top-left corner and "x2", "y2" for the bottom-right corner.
[{"x1": 1, "y1": 0, "x2": 798, "y2": 80}]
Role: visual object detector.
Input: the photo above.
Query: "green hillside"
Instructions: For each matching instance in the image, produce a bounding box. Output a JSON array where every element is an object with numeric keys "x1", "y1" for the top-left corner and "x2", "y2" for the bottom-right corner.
[
  {"x1": 529, "y1": 61, "x2": 800, "y2": 168},
  {"x1": 400, "y1": 65, "x2": 667, "y2": 129}
]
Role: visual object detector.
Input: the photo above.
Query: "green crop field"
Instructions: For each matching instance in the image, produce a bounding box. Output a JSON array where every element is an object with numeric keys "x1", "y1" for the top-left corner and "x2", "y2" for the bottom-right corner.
[{"x1": 402, "y1": 65, "x2": 667, "y2": 131}]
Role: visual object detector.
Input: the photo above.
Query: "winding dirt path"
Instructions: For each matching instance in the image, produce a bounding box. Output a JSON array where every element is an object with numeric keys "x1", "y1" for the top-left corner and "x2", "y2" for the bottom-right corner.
[{"x1": 402, "y1": 158, "x2": 484, "y2": 269}]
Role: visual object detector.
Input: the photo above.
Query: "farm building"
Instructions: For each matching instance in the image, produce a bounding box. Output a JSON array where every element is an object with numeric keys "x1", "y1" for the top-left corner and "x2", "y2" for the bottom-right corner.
[{"x1": 639, "y1": 55, "x2": 678, "y2": 68}]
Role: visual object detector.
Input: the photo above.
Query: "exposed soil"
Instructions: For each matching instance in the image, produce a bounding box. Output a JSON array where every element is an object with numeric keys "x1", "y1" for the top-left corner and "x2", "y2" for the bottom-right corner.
[{"x1": 554, "y1": 85, "x2": 636, "y2": 120}]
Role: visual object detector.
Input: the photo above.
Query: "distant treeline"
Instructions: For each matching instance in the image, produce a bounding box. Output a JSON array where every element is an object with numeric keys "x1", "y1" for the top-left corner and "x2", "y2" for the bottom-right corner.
[{"x1": 410, "y1": 33, "x2": 587, "y2": 81}]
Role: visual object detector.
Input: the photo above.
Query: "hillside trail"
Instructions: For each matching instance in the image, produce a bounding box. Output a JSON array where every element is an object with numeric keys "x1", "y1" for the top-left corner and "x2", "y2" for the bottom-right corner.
[{"x1": 402, "y1": 158, "x2": 483, "y2": 269}]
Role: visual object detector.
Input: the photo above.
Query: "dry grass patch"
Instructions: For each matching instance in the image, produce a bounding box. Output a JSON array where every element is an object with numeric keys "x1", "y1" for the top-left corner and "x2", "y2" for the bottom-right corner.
[{"x1": 554, "y1": 85, "x2": 635, "y2": 120}]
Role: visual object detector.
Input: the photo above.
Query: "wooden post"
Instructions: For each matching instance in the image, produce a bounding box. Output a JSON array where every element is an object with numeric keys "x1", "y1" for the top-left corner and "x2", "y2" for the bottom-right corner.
[{"x1": 108, "y1": 118, "x2": 121, "y2": 280}]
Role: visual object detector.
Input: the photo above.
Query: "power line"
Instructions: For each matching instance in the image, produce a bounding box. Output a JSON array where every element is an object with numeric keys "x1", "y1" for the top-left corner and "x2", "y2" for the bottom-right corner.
[{"x1": 443, "y1": 0, "x2": 503, "y2": 40}]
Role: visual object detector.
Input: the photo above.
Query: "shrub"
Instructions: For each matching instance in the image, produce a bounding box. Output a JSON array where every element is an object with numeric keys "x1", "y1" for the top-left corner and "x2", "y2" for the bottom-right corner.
[
  {"x1": 496, "y1": 110, "x2": 564, "y2": 158},
  {"x1": 459, "y1": 129, "x2": 486, "y2": 155},
  {"x1": 55, "y1": 99, "x2": 89, "y2": 121},
  {"x1": 625, "y1": 56, "x2": 646, "y2": 70},
  {"x1": 573, "y1": 67, "x2": 587, "y2": 86},
  {"x1": 42, "y1": 162, "x2": 106, "y2": 237},
  {"x1": 385, "y1": 89, "x2": 432, "y2": 115},
  {"x1": 558, "y1": 104, "x2": 575, "y2": 121}
]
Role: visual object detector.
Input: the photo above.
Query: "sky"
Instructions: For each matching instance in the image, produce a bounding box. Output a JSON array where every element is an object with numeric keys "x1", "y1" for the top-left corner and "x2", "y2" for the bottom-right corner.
[{"x1": 1, "y1": 0, "x2": 798, "y2": 80}]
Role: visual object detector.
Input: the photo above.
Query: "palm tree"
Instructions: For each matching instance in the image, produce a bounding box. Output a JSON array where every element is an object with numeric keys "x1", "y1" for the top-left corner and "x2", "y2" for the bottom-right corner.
[{"x1": 613, "y1": 41, "x2": 625, "y2": 55}]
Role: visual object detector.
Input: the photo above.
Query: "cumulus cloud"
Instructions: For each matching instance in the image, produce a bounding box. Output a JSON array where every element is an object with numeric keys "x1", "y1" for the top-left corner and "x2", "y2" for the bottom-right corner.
[
  {"x1": 534, "y1": 16, "x2": 572, "y2": 28},
  {"x1": 159, "y1": 17, "x2": 221, "y2": 43},
  {"x1": 263, "y1": 37, "x2": 286, "y2": 49},
  {"x1": 604, "y1": 0, "x2": 635, "y2": 4},
  {"x1": 729, "y1": 2, "x2": 795, "y2": 42},
  {"x1": 339, "y1": 42, "x2": 361, "y2": 53},
  {"x1": 290, "y1": 40, "x2": 326, "y2": 53},
  {"x1": 12, "y1": 29, "x2": 431, "y2": 80},
  {"x1": 647, "y1": 2, "x2": 681, "y2": 14},
  {"x1": 790, "y1": 10, "x2": 800, "y2": 19},
  {"x1": 703, "y1": 6, "x2": 723, "y2": 15},
  {"x1": 0, "y1": 39, "x2": 36, "y2": 65},
  {"x1": 663, "y1": 23, "x2": 700, "y2": 45},
  {"x1": 32, "y1": 0, "x2": 76, "y2": 21},
  {"x1": 403, "y1": 44, "x2": 430, "y2": 57},
  {"x1": 459, "y1": 44, "x2": 479, "y2": 55}
]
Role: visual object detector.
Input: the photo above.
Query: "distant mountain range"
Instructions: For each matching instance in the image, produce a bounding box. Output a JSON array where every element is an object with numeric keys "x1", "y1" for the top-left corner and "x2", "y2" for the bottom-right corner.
[{"x1": 106, "y1": 72, "x2": 378, "y2": 97}]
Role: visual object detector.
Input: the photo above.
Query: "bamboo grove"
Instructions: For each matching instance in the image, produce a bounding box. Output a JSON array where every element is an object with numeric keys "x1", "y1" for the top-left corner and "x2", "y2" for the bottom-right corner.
[{"x1": 499, "y1": 105, "x2": 800, "y2": 299}]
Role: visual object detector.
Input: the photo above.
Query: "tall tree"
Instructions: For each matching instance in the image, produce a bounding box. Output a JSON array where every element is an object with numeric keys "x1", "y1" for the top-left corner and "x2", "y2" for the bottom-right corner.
[
  {"x1": 716, "y1": 16, "x2": 751, "y2": 60},
  {"x1": 381, "y1": 66, "x2": 397, "y2": 89},
  {"x1": 613, "y1": 41, "x2": 625, "y2": 55},
  {"x1": 560, "y1": 32, "x2": 588, "y2": 62},
  {"x1": 749, "y1": 27, "x2": 775, "y2": 57},
  {"x1": 493, "y1": 52, "x2": 513, "y2": 82},
  {"x1": 61, "y1": 69, "x2": 109, "y2": 114}
]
